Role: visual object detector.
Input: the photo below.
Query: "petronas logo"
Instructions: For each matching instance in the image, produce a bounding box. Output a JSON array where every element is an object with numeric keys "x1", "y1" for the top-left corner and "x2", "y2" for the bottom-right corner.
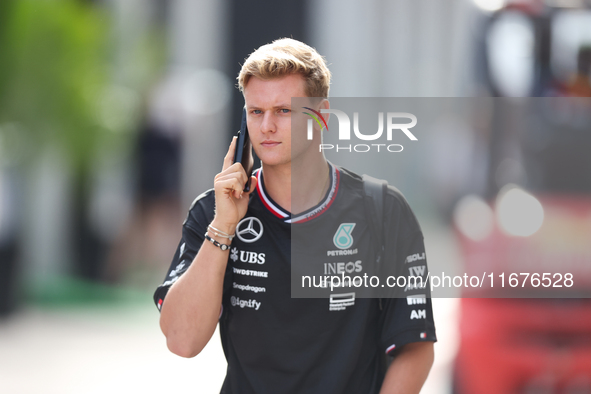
[{"x1": 333, "y1": 223, "x2": 356, "y2": 249}]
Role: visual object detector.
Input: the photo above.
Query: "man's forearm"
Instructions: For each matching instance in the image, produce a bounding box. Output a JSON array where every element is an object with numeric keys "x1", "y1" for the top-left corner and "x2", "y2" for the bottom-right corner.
[
  {"x1": 379, "y1": 341, "x2": 434, "y2": 394},
  {"x1": 159, "y1": 241, "x2": 229, "y2": 358},
  {"x1": 159, "y1": 135, "x2": 255, "y2": 358}
]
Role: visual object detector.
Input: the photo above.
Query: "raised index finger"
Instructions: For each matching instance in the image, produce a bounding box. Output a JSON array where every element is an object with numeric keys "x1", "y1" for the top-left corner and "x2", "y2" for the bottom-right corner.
[{"x1": 222, "y1": 136, "x2": 238, "y2": 171}]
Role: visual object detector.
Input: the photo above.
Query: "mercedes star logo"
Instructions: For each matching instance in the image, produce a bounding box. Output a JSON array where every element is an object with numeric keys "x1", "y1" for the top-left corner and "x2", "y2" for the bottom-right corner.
[{"x1": 236, "y1": 217, "x2": 264, "y2": 243}]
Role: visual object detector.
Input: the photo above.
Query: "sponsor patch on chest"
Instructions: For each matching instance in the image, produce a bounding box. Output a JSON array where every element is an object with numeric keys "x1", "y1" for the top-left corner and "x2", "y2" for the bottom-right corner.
[{"x1": 329, "y1": 292, "x2": 356, "y2": 311}]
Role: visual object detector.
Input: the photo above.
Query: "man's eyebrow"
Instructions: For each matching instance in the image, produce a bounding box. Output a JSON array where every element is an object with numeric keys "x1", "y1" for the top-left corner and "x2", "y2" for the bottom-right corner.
[{"x1": 246, "y1": 103, "x2": 292, "y2": 110}]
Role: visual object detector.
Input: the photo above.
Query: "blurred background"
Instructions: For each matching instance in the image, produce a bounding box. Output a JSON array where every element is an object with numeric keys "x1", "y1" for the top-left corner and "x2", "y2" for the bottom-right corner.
[{"x1": 0, "y1": 0, "x2": 590, "y2": 393}]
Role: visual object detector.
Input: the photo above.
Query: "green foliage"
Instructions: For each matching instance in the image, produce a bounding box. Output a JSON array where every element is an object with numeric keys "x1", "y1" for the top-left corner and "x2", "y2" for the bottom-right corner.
[{"x1": 0, "y1": 0, "x2": 153, "y2": 174}]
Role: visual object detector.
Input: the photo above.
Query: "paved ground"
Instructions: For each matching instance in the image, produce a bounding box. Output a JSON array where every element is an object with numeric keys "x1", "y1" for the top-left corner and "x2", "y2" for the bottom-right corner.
[
  {"x1": 0, "y1": 296, "x2": 458, "y2": 394},
  {"x1": 0, "y1": 303, "x2": 227, "y2": 394}
]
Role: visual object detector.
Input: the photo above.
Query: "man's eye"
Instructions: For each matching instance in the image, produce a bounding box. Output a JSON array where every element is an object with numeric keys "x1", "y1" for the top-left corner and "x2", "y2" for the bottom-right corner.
[
  {"x1": 251, "y1": 110, "x2": 262, "y2": 115},
  {"x1": 279, "y1": 109, "x2": 291, "y2": 114}
]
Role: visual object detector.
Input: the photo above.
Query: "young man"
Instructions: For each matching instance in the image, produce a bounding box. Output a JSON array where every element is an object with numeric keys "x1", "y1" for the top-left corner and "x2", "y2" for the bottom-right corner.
[{"x1": 155, "y1": 38, "x2": 436, "y2": 393}]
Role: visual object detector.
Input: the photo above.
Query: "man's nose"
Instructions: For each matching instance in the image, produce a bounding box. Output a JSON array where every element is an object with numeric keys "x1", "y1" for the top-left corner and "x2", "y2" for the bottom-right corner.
[{"x1": 260, "y1": 112, "x2": 276, "y2": 133}]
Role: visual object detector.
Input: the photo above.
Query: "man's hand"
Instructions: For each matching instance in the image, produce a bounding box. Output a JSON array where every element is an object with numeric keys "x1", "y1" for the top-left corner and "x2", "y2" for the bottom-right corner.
[
  {"x1": 380, "y1": 341, "x2": 434, "y2": 394},
  {"x1": 211, "y1": 136, "x2": 257, "y2": 234}
]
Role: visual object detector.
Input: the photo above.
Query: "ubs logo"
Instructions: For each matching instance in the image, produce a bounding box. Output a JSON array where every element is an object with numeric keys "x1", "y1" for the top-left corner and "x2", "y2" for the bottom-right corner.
[
  {"x1": 236, "y1": 217, "x2": 264, "y2": 243},
  {"x1": 230, "y1": 247, "x2": 266, "y2": 264}
]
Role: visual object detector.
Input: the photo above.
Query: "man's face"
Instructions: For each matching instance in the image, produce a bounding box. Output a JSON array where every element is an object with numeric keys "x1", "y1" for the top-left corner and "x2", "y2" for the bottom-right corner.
[{"x1": 243, "y1": 74, "x2": 316, "y2": 168}]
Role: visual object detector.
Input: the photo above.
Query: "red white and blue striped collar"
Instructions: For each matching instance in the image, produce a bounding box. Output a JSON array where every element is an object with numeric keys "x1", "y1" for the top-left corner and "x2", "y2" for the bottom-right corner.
[
  {"x1": 255, "y1": 168, "x2": 290, "y2": 220},
  {"x1": 255, "y1": 163, "x2": 340, "y2": 224}
]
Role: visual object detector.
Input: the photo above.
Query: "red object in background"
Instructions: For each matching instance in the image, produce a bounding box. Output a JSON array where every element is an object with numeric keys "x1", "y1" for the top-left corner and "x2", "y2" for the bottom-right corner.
[
  {"x1": 454, "y1": 196, "x2": 591, "y2": 393},
  {"x1": 455, "y1": 298, "x2": 591, "y2": 394}
]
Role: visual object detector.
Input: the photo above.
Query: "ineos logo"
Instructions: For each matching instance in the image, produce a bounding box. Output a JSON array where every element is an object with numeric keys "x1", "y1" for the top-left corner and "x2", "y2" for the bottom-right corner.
[{"x1": 236, "y1": 217, "x2": 263, "y2": 243}]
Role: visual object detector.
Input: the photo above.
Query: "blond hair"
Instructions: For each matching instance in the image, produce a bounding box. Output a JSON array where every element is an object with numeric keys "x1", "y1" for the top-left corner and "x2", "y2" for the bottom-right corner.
[{"x1": 237, "y1": 38, "x2": 331, "y2": 98}]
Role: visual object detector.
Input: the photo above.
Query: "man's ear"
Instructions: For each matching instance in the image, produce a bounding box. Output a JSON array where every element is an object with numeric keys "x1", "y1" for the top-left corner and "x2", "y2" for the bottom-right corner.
[{"x1": 320, "y1": 99, "x2": 330, "y2": 126}]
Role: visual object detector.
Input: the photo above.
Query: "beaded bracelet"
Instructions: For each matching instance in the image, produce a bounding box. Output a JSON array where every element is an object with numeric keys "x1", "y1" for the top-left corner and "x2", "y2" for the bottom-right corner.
[{"x1": 204, "y1": 233, "x2": 231, "y2": 251}]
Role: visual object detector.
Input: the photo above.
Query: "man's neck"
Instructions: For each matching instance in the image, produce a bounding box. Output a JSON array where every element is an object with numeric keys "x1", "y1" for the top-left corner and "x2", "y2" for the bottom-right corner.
[{"x1": 261, "y1": 155, "x2": 330, "y2": 215}]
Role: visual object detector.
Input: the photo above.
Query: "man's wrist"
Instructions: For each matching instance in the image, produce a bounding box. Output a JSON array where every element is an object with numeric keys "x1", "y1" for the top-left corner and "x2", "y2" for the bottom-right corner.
[
  {"x1": 204, "y1": 233, "x2": 231, "y2": 251},
  {"x1": 210, "y1": 218, "x2": 237, "y2": 236},
  {"x1": 208, "y1": 224, "x2": 235, "y2": 240}
]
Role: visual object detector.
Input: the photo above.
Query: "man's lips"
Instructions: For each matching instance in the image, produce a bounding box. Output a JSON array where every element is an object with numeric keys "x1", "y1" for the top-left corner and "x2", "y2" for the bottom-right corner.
[{"x1": 261, "y1": 140, "x2": 281, "y2": 147}]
